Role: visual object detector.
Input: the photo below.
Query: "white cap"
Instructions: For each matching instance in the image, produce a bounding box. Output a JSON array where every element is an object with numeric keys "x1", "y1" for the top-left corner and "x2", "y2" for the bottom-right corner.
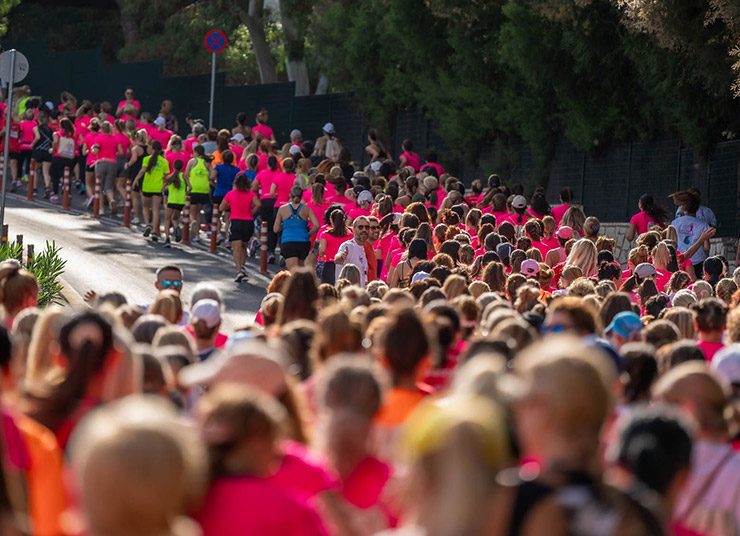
[
  {"x1": 370, "y1": 161, "x2": 382, "y2": 172},
  {"x1": 289, "y1": 145, "x2": 302, "y2": 156},
  {"x1": 357, "y1": 190, "x2": 373, "y2": 205},
  {"x1": 153, "y1": 116, "x2": 166, "y2": 127},
  {"x1": 712, "y1": 344, "x2": 740, "y2": 385},
  {"x1": 322, "y1": 122, "x2": 335, "y2": 134},
  {"x1": 190, "y1": 299, "x2": 221, "y2": 328},
  {"x1": 290, "y1": 129, "x2": 302, "y2": 139},
  {"x1": 511, "y1": 195, "x2": 527, "y2": 209},
  {"x1": 230, "y1": 133, "x2": 245, "y2": 142}
]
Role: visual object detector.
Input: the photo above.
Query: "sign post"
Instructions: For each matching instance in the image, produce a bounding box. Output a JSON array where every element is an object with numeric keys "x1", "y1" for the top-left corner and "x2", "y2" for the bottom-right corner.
[
  {"x1": 0, "y1": 49, "x2": 29, "y2": 228},
  {"x1": 203, "y1": 30, "x2": 228, "y2": 128}
]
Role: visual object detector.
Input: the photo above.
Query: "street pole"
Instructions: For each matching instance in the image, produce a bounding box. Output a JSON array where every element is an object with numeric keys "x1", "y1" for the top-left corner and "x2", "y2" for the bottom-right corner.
[
  {"x1": 209, "y1": 52, "x2": 216, "y2": 128},
  {"x1": 0, "y1": 49, "x2": 16, "y2": 229}
]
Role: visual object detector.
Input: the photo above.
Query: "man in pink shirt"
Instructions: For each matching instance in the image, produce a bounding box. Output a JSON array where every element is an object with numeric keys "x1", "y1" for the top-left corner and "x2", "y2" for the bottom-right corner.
[{"x1": 150, "y1": 117, "x2": 173, "y2": 148}]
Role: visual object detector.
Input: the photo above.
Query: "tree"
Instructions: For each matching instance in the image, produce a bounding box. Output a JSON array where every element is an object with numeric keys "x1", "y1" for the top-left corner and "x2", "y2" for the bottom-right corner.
[
  {"x1": 226, "y1": 0, "x2": 279, "y2": 84},
  {"x1": 279, "y1": 0, "x2": 310, "y2": 95},
  {"x1": 0, "y1": 0, "x2": 20, "y2": 36}
]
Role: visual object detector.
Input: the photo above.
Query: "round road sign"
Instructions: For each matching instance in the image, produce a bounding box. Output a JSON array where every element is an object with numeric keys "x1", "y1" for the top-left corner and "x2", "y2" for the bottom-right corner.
[
  {"x1": 204, "y1": 29, "x2": 228, "y2": 54},
  {"x1": 0, "y1": 50, "x2": 29, "y2": 83}
]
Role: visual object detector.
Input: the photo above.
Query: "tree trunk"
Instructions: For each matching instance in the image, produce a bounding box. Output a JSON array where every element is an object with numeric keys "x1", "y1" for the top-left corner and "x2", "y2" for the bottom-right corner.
[
  {"x1": 315, "y1": 74, "x2": 329, "y2": 95},
  {"x1": 279, "y1": 0, "x2": 310, "y2": 95},
  {"x1": 115, "y1": 0, "x2": 140, "y2": 48},
  {"x1": 232, "y1": 0, "x2": 278, "y2": 84}
]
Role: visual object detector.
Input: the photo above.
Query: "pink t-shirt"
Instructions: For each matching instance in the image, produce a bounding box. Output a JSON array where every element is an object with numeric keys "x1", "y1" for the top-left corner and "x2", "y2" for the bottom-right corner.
[
  {"x1": 18, "y1": 120, "x2": 35, "y2": 150},
  {"x1": 229, "y1": 143, "x2": 245, "y2": 162},
  {"x1": 552, "y1": 204, "x2": 569, "y2": 225},
  {"x1": 399, "y1": 151, "x2": 421, "y2": 172},
  {"x1": 252, "y1": 123, "x2": 274, "y2": 140},
  {"x1": 255, "y1": 169, "x2": 277, "y2": 198},
  {"x1": 117, "y1": 99, "x2": 141, "y2": 111},
  {"x1": 196, "y1": 477, "x2": 329, "y2": 536},
  {"x1": 224, "y1": 189, "x2": 257, "y2": 220},
  {"x1": 491, "y1": 211, "x2": 513, "y2": 227},
  {"x1": 273, "y1": 172, "x2": 296, "y2": 206},
  {"x1": 84, "y1": 133, "x2": 99, "y2": 165},
  {"x1": 422, "y1": 161, "x2": 444, "y2": 177},
  {"x1": 150, "y1": 128, "x2": 173, "y2": 148},
  {"x1": 697, "y1": 340, "x2": 724, "y2": 362},
  {"x1": 319, "y1": 230, "x2": 352, "y2": 261},
  {"x1": 307, "y1": 199, "x2": 333, "y2": 223},
  {"x1": 348, "y1": 206, "x2": 371, "y2": 221},
  {"x1": 95, "y1": 133, "x2": 119, "y2": 162},
  {"x1": 530, "y1": 240, "x2": 550, "y2": 258},
  {"x1": 629, "y1": 210, "x2": 658, "y2": 236},
  {"x1": 165, "y1": 150, "x2": 188, "y2": 172},
  {"x1": 74, "y1": 117, "x2": 91, "y2": 136},
  {"x1": 341, "y1": 456, "x2": 393, "y2": 514},
  {"x1": 115, "y1": 132, "x2": 131, "y2": 157},
  {"x1": 183, "y1": 137, "x2": 198, "y2": 156},
  {"x1": 656, "y1": 269, "x2": 671, "y2": 293},
  {"x1": 265, "y1": 440, "x2": 341, "y2": 500}
]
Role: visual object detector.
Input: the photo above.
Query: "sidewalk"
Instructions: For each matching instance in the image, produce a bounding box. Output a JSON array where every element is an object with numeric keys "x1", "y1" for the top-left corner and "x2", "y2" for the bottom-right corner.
[{"x1": 8, "y1": 180, "x2": 277, "y2": 288}]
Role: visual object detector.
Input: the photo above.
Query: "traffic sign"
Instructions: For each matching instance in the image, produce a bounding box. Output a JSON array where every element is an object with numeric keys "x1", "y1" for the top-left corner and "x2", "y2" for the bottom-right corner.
[
  {"x1": 0, "y1": 50, "x2": 29, "y2": 83},
  {"x1": 204, "y1": 29, "x2": 228, "y2": 54}
]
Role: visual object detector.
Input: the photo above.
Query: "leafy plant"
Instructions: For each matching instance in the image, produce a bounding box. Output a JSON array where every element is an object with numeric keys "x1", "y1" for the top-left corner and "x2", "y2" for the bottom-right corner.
[{"x1": 0, "y1": 241, "x2": 66, "y2": 307}]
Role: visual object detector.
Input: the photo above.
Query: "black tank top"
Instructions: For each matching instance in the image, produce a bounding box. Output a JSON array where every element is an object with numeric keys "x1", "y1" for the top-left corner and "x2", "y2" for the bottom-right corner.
[{"x1": 128, "y1": 143, "x2": 147, "y2": 178}]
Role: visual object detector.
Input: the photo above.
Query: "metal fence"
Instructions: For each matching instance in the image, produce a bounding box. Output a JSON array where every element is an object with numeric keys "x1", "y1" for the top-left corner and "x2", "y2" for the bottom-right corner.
[{"x1": 5, "y1": 39, "x2": 739, "y2": 236}]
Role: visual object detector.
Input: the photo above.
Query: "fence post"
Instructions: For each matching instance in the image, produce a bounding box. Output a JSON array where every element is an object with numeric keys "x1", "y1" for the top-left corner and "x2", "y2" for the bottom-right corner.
[
  {"x1": 1, "y1": 225, "x2": 7, "y2": 245},
  {"x1": 63, "y1": 167, "x2": 71, "y2": 210},
  {"x1": 123, "y1": 180, "x2": 132, "y2": 228},
  {"x1": 181, "y1": 193, "x2": 191, "y2": 245},
  {"x1": 209, "y1": 205, "x2": 219, "y2": 253},
  {"x1": 260, "y1": 220, "x2": 268, "y2": 275},
  {"x1": 26, "y1": 161, "x2": 35, "y2": 201},
  {"x1": 93, "y1": 172, "x2": 101, "y2": 219},
  {"x1": 26, "y1": 244, "x2": 33, "y2": 266},
  {"x1": 15, "y1": 235, "x2": 22, "y2": 261}
]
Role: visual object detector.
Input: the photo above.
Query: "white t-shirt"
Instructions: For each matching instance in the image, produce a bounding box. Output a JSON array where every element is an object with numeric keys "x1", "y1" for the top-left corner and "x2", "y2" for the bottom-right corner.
[
  {"x1": 336, "y1": 238, "x2": 369, "y2": 287},
  {"x1": 672, "y1": 215, "x2": 709, "y2": 265},
  {"x1": 675, "y1": 204, "x2": 717, "y2": 227}
]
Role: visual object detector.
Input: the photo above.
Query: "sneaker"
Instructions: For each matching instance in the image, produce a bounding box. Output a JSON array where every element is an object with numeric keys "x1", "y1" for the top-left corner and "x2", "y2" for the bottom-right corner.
[
  {"x1": 109, "y1": 200, "x2": 117, "y2": 216},
  {"x1": 151, "y1": 234, "x2": 159, "y2": 243},
  {"x1": 268, "y1": 254, "x2": 275, "y2": 265},
  {"x1": 132, "y1": 217, "x2": 140, "y2": 226},
  {"x1": 192, "y1": 235, "x2": 201, "y2": 243},
  {"x1": 239, "y1": 266, "x2": 250, "y2": 281},
  {"x1": 225, "y1": 241, "x2": 232, "y2": 250},
  {"x1": 174, "y1": 226, "x2": 182, "y2": 242},
  {"x1": 164, "y1": 238, "x2": 171, "y2": 248},
  {"x1": 50, "y1": 194, "x2": 60, "y2": 204},
  {"x1": 43, "y1": 188, "x2": 51, "y2": 199},
  {"x1": 143, "y1": 225, "x2": 152, "y2": 237},
  {"x1": 247, "y1": 238, "x2": 259, "y2": 258},
  {"x1": 84, "y1": 196, "x2": 94, "y2": 209},
  {"x1": 234, "y1": 272, "x2": 246, "y2": 283}
]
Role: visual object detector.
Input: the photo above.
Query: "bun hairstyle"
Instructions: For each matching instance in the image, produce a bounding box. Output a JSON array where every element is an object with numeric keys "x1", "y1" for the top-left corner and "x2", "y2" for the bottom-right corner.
[{"x1": 0, "y1": 260, "x2": 39, "y2": 318}]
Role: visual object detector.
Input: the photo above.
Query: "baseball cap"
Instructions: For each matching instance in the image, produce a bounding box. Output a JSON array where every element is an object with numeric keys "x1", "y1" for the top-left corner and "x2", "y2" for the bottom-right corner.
[
  {"x1": 520, "y1": 259, "x2": 539, "y2": 277},
  {"x1": 357, "y1": 190, "x2": 373, "y2": 205},
  {"x1": 322, "y1": 122, "x2": 335, "y2": 134},
  {"x1": 190, "y1": 299, "x2": 221, "y2": 328},
  {"x1": 289, "y1": 144, "x2": 302, "y2": 156},
  {"x1": 230, "y1": 132, "x2": 245, "y2": 142},
  {"x1": 712, "y1": 344, "x2": 740, "y2": 386},
  {"x1": 634, "y1": 263, "x2": 658, "y2": 279},
  {"x1": 557, "y1": 226, "x2": 574, "y2": 240},
  {"x1": 153, "y1": 116, "x2": 166, "y2": 127},
  {"x1": 370, "y1": 161, "x2": 382, "y2": 172},
  {"x1": 605, "y1": 311, "x2": 643, "y2": 339},
  {"x1": 411, "y1": 271, "x2": 430, "y2": 284},
  {"x1": 178, "y1": 340, "x2": 287, "y2": 395},
  {"x1": 290, "y1": 129, "x2": 302, "y2": 139},
  {"x1": 496, "y1": 242, "x2": 513, "y2": 260},
  {"x1": 511, "y1": 195, "x2": 527, "y2": 209}
]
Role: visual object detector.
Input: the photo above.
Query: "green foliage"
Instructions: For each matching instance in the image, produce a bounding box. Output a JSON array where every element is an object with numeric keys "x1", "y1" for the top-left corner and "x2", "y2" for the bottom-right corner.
[{"x1": 0, "y1": 241, "x2": 66, "y2": 307}]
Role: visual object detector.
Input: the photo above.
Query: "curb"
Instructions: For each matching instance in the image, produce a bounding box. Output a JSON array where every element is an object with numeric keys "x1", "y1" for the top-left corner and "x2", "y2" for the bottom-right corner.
[
  {"x1": 60, "y1": 276, "x2": 89, "y2": 308},
  {"x1": 8, "y1": 193, "x2": 277, "y2": 288}
]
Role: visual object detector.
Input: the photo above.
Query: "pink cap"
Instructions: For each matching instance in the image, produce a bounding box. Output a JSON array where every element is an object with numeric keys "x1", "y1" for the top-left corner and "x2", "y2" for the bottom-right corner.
[{"x1": 557, "y1": 226, "x2": 574, "y2": 240}]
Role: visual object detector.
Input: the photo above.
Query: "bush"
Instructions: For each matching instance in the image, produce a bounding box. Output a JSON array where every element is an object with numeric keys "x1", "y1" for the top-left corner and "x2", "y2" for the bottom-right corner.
[{"x1": 0, "y1": 241, "x2": 66, "y2": 307}]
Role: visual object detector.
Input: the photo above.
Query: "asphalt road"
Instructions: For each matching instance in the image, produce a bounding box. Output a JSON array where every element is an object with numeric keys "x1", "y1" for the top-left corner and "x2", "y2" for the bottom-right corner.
[{"x1": 3, "y1": 195, "x2": 268, "y2": 329}]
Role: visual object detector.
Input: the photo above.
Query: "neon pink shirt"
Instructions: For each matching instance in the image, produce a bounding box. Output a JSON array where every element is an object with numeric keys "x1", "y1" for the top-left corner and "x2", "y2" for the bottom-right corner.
[
  {"x1": 399, "y1": 151, "x2": 421, "y2": 172},
  {"x1": 552, "y1": 204, "x2": 569, "y2": 225},
  {"x1": 115, "y1": 132, "x2": 131, "y2": 157},
  {"x1": 94, "y1": 133, "x2": 119, "y2": 162},
  {"x1": 183, "y1": 137, "x2": 198, "y2": 156},
  {"x1": 697, "y1": 340, "x2": 724, "y2": 362},
  {"x1": 656, "y1": 269, "x2": 671, "y2": 293},
  {"x1": 196, "y1": 476, "x2": 329, "y2": 536},
  {"x1": 530, "y1": 240, "x2": 550, "y2": 258},
  {"x1": 348, "y1": 206, "x2": 371, "y2": 220},
  {"x1": 541, "y1": 235, "x2": 559, "y2": 251},
  {"x1": 422, "y1": 161, "x2": 444, "y2": 177},
  {"x1": 341, "y1": 455, "x2": 393, "y2": 512},
  {"x1": 18, "y1": 120, "x2": 35, "y2": 150},
  {"x1": 229, "y1": 143, "x2": 244, "y2": 162},
  {"x1": 265, "y1": 440, "x2": 341, "y2": 500},
  {"x1": 255, "y1": 169, "x2": 277, "y2": 198},
  {"x1": 150, "y1": 128, "x2": 173, "y2": 148},
  {"x1": 224, "y1": 189, "x2": 257, "y2": 220},
  {"x1": 307, "y1": 199, "x2": 333, "y2": 223},
  {"x1": 256, "y1": 152, "x2": 269, "y2": 172},
  {"x1": 165, "y1": 150, "x2": 188, "y2": 172},
  {"x1": 319, "y1": 230, "x2": 352, "y2": 261},
  {"x1": 74, "y1": 117, "x2": 91, "y2": 136},
  {"x1": 491, "y1": 211, "x2": 513, "y2": 227},
  {"x1": 117, "y1": 99, "x2": 141, "y2": 111},
  {"x1": 273, "y1": 172, "x2": 296, "y2": 206},
  {"x1": 252, "y1": 124, "x2": 273, "y2": 140},
  {"x1": 182, "y1": 324, "x2": 228, "y2": 349},
  {"x1": 629, "y1": 210, "x2": 658, "y2": 236}
]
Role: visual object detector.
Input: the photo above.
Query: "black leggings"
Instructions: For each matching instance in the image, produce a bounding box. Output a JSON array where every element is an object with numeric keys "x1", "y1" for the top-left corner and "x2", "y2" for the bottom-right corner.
[
  {"x1": 260, "y1": 198, "x2": 277, "y2": 253},
  {"x1": 50, "y1": 157, "x2": 75, "y2": 195}
]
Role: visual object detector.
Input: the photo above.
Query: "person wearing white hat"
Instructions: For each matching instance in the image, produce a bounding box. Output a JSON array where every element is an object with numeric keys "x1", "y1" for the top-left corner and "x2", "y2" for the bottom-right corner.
[
  {"x1": 348, "y1": 190, "x2": 373, "y2": 222},
  {"x1": 289, "y1": 129, "x2": 303, "y2": 149},
  {"x1": 189, "y1": 299, "x2": 222, "y2": 361},
  {"x1": 313, "y1": 123, "x2": 342, "y2": 163}
]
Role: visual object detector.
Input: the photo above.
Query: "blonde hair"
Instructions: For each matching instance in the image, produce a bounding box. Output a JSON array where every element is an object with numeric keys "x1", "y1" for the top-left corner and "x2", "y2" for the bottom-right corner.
[
  {"x1": 727, "y1": 306, "x2": 740, "y2": 343},
  {"x1": 70, "y1": 396, "x2": 207, "y2": 536},
  {"x1": 442, "y1": 275, "x2": 468, "y2": 300},
  {"x1": 565, "y1": 239, "x2": 597, "y2": 278},
  {"x1": 149, "y1": 290, "x2": 183, "y2": 325},
  {"x1": 651, "y1": 242, "x2": 671, "y2": 270},
  {"x1": 24, "y1": 307, "x2": 66, "y2": 397},
  {"x1": 662, "y1": 307, "x2": 695, "y2": 340}
]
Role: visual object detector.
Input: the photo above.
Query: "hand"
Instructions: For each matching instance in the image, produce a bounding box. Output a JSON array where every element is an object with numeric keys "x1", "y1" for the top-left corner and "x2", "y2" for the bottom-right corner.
[
  {"x1": 701, "y1": 228, "x2": 716, "y2": 240},
  {"x1": 84, "y1": 290, "x2": 97, "y2": 303}
]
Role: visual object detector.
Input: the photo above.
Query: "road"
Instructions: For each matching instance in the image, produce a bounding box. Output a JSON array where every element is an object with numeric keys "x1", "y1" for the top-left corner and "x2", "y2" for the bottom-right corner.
[{"x1": 3, "y1": 195, "x2": 268, "y2": 329}]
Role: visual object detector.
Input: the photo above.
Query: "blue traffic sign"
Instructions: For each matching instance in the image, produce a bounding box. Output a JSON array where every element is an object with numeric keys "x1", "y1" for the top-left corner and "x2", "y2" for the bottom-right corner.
[{"x1": 204, "y1": 29, "x2": 228, "y2": 54}]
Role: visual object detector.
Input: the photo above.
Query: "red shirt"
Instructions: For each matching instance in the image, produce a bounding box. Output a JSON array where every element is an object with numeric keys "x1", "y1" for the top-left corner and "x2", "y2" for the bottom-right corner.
[
  {"x1": 150, "y1": 127, "x2": 173, "y2": 148},
  {"x1": 629, "y1": 210, "x2": 659, "y2": 236},
  {"x1": 697, "y1": 340, "x2": 724, "y2": 362}
]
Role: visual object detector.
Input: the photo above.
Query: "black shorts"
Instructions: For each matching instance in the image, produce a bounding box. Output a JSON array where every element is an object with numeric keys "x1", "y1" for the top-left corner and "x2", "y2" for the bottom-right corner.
[
  {"x1": 212, "y1": 195, "x2": 224, "y2": 206},
  {"x1": 229, "y1": 219, "x2": 255, "y2": 242},
  {"x1": 32, "y1": 149, "x2": 51, "y2": 162},
  {"x1": 281, "y1": 241, "x2": 310, "y2": 261},
  {"x1": 167, "y1": 203, "x2": 184, "y2": 210},
  {"x1": 9, "y1": 152, "x2": 21, "y2": 161},
  {"x1": 190, "y1": 192, "x2": 211, "y2": 205},
  {"x1": 86, "y1": 164, "x2": 95, "y2": 173},
  {"x1": 116, "y1": 156, "x2": 127, "y2": 177},
  {"x1": 142, "y1": 191, "x2": 162, "y2": 198}
]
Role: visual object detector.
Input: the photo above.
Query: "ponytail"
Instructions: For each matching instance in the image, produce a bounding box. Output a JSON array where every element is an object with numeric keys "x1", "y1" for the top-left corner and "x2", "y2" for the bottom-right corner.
[
  {"x1": 267, "y1": 155, "x2": 278, "y2": 171},
  {"x1": 146, "y1": 141, "x2": 163, "y2": 173},
  {"x1": 0, "y1": 260, "x2": 39, "y2": 316}
]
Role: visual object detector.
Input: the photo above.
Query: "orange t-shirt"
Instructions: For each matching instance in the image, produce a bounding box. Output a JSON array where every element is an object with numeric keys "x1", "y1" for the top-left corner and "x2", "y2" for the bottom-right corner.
[{"x1": 375, "y1": 387, "x2": 426, "y2": 426}]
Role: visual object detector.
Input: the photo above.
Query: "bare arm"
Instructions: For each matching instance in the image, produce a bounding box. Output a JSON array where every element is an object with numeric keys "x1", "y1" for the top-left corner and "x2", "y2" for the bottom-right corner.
[
  {"x1": 273, "y1": 207, "x2": 284, "y2": 234},
  {"x1": 684, "y1": 227, "x2": 716, "y2": 262},
  {"x1": 626, "y1": 223, "x2": 636, "y2": 242}
]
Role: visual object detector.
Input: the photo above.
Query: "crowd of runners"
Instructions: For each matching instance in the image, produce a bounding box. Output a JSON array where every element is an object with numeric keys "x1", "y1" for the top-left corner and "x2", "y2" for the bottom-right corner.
[{"x1": 0, "y1": 86, "x2": 739, "y2": 535}]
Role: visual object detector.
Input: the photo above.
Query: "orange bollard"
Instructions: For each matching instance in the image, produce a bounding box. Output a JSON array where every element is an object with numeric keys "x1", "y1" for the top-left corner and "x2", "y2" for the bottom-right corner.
[
  {"x1": 181, "y1": 193, "x2": 191, "y2": 245},
  {"x1": 123, "y1": 180, "x2": 132, "y2": 227},
  {"x1": 62, "y1": 167, "x2": 71, "y2": 210},
  {"x1": 260, "y1": 220, "x2": 268, "y2": 275},
  {"x1": 209, "y1": 205, "x2": 219, "y2": 253},
  {"x1": 26, "y1": 161, "x2": 35, "y2": 201},
  {"x1": 92, "y1": 173, "x2": 101, "y2": 219}
]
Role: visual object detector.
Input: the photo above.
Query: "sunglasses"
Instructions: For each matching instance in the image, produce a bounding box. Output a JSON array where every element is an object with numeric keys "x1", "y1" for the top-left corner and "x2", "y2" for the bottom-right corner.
[
  {"x1": 161, "y1": 279, "x2": 182, "y2": 289},
  {"x1": 370, "y1": 226, "x2": 379, "y2": 230}
]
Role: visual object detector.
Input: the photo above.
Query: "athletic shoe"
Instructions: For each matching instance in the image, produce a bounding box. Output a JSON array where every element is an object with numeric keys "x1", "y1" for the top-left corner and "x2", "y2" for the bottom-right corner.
[
  {"x1": 240, "y1": 265, "x2": 250, "y2": 281},
  {"x1": 164, "y1": 238, "x2": 171, "y2": 248},
  {"x1": 43, "y1": 188, "x2": 51, "y2": 199},
  {"x1": 50, "y1": 194, "x2": 60, "y2": 204},
  {"x1": 174, "y1": 226, "x2": 182, "y2": 242},
  {"x1": 234, "y1": 272, "x2": 246, "y2": 283},
  {"x1": 247, "y1": 237, "x2": 259, "y2": 258},
  {"x1": 132, "y1": 217, "x2": 140, "y2": 226},
  {"x1": 84, "y1": 196, "x2": 94, "y2": 209},
  {"x1": 268, "y1": 254, "x2": 275, "y2": 265},
  {"x1": 143, "y1": 225, "x2": 152, "y2": 237},
  {"x1": 151, "y1": 234, "x2": 159, "y2": 243}
]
